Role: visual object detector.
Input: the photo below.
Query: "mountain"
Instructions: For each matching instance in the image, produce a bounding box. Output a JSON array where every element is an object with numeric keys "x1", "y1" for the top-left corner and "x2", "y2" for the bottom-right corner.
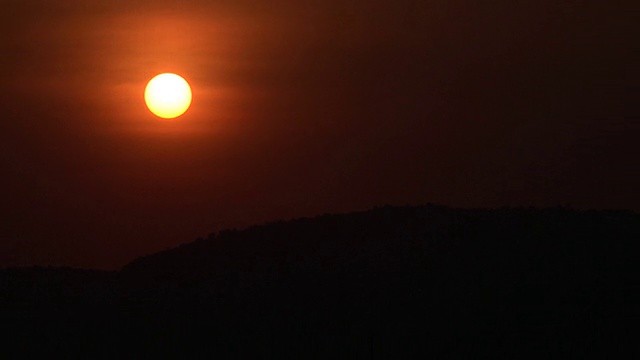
[{"x1": 1, "y1": 205, "x2": 638, "y2": 357}]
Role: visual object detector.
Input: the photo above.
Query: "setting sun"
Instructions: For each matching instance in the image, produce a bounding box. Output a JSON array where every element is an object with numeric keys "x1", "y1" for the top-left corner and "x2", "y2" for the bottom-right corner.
[{"x1": 144, "y1": 73, "x2": 192, "y2": 119}]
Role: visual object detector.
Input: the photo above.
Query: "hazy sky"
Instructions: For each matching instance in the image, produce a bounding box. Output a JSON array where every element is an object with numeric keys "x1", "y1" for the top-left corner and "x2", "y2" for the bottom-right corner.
[{"x1": 1, "y1": 0, "x2": 638, "y2": 268}]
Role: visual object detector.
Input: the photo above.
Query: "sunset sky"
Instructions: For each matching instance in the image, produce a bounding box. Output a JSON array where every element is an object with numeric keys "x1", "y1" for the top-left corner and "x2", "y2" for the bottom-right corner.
[{"x1": 1, "y1": 0, "x2": 637, "y2": 268}]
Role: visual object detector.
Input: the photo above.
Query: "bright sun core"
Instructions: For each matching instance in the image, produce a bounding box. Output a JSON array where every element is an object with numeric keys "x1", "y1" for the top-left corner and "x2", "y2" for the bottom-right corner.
[{"x1": 144, "y1": 73, "x2": 192, "y2": 119}]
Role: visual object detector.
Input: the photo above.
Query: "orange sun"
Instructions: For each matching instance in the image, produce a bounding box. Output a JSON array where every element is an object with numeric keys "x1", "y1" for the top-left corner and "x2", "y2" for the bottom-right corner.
[{"x1": 144, "y1": 73, "x2": 192, "y2": 119}]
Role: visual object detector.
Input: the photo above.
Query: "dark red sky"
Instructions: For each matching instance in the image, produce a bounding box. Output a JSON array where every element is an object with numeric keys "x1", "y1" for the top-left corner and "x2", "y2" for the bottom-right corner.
[{"x1": 1, "y1": 0, "x2": 638, "y2": 269}]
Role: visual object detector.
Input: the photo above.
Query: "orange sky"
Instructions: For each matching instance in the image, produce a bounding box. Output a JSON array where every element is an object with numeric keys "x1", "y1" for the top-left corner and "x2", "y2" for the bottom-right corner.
[{"x1": 1, "y1": 0, "x2": 638, "y2": 268}]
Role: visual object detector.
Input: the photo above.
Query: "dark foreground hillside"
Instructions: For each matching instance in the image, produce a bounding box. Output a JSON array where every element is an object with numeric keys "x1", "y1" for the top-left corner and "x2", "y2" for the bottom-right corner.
[{"x1": 1, "y1": 205, "x2": 638, "y2": 358}]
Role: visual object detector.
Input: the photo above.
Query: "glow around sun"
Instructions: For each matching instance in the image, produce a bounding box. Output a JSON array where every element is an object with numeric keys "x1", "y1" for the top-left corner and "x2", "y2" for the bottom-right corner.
[{"x1": 144, "y1": 73, "x2": 192, "y2": 119}]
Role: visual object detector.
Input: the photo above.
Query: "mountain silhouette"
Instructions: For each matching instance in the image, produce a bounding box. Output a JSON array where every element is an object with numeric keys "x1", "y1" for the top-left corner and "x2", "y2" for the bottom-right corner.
[{"x1": 1, "y1": 205, "x2": 638, "y2": 357}]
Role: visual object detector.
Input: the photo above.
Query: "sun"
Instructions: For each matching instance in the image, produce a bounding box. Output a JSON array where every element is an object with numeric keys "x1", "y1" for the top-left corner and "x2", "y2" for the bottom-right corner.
[{"x1": 144, "y1": 73, "x2": 192, "y2": 119}]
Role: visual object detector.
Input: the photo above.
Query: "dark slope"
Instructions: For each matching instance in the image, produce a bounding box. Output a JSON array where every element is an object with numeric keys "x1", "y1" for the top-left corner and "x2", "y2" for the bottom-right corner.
[{"x1": 1, "y1": 205, "x2": 638, "y2": 357}]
